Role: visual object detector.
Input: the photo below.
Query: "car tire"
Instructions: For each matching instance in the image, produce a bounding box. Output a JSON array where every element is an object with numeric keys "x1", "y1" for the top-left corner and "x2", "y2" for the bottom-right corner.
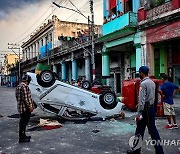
[
  {"x1": 81, "y1": 80, "x2": 91, "y2": 90},
  {"x1": 36, "y1": 70, "x2": 55, "y2": 87},
  {"x1": 99, "y1": 91, "x2": 117, "y2": 109}
]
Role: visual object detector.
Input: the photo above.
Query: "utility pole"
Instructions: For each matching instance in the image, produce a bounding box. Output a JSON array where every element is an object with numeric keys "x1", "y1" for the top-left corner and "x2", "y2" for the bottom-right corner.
[
  {"x1": 53, "y1": 1, "x2": 95, "y2": 81},
  {"x1": 90, "y1": 0, "x2": 95, "y2": 81},
  {"x1": 8, "y1": 43, "x2": 21, "y2": 83}
]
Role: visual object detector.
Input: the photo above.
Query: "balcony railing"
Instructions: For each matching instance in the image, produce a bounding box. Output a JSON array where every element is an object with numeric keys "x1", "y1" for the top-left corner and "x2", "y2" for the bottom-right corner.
[
  {"x1": 20, "y1": 38, "x2": 100, "y2": 67},
  {"x1": 102, "y1": 12, "x2": 137, "y2": 36},
  {"x1": 146, "y1": 1, "x2": 172, "y2": 19},
  {"x1": 138, "y1": 0, "x2": 180, "y2": 22}
]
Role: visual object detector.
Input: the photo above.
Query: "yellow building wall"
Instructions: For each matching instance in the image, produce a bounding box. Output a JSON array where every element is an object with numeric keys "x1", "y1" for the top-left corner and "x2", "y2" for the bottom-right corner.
[{"x1": 6, "y1": 54, "x2": 19, "y2": 65}]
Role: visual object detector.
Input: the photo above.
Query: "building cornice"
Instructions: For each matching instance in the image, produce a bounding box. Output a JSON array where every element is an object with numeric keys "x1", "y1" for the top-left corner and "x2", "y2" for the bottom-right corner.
[{"x1": 138, "y1": 8, "x2": 180, "y2": 30}]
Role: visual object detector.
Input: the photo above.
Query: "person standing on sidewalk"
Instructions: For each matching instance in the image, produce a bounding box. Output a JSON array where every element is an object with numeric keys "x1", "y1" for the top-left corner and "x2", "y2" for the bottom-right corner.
[
  {"x1": 127, "y1": 66, "x2": 164, "y2": 154},
  {"x1": 159, "y1": 74, "x2": 180, "y2": 129},
  {"x1": 15, "y1": 74, "x2": 35, "y2": 143}
]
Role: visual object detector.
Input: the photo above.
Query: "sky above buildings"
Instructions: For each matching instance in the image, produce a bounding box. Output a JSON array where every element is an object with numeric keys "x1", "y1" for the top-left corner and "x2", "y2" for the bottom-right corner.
[{"x1": 0, "y1": 0, "x2": 103, "y2": 62}]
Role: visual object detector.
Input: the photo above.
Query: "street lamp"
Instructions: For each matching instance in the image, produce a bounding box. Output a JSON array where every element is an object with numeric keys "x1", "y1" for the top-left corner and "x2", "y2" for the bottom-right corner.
[{"x1": 52, "y1": 1, "x2": 95, "y2": 81}]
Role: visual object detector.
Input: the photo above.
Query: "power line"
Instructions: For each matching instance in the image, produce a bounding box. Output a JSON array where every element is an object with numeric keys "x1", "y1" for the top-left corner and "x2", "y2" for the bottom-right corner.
[
  {"x1": 69, "y1": 0, "x2": 87, "y2": 18},
  {"x1": 65, "y1": 0, "x2": 89, "y2": 21},
  {"x1": 15, "y1": 7, "x2": 58, "y2": 44},
  {"x1": 12, "y1": 0, "x2": 100, "y2": 46},
  {"x1": 53, "y1": 1, "x2": 90, "y2": 20},
  {"x1": 55, "y1": 0, "x2": 70, "y2": 18},
  {"x1": 10, "y1": 5, "x2": 52, "y2": 43},
  {"x1": 13, "y1": 0, "x2": 64, "y2": 45},
  {"x1": 64, "y1": 0, "x2": 102, "y2": 23}
]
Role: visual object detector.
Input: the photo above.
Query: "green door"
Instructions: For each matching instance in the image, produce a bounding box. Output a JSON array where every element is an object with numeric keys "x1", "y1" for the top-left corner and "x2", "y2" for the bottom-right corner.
[{"x1": 154, "y1": 48, "x2": 160, "y2": 79}]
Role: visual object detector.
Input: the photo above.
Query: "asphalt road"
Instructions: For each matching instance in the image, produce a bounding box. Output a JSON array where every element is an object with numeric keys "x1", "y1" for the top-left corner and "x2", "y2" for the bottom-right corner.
[{"x1": 0, "y1": 87, "x2": 180, "y2": 154}]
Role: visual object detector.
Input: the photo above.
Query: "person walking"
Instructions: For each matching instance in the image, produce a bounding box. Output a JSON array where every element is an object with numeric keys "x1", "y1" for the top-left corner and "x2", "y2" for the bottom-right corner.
[
  {"x1": 15, "y1": 74, "x2": 35, "y2": 143},
  {"x1": 127, "y1": 66, "x2": 164, "y2": 154},
  {"x1": 159, "y1": 74, "x2": 180, "y2": 129}
]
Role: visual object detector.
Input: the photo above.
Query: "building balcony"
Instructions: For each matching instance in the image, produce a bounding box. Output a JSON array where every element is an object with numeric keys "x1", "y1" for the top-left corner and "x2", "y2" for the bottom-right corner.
[
  {"x1": 100, "y1": 12, "x2": 137, "y2": 42},
  {"x1": 138, "y1": 0, "x2": 180, "y2": 29}
]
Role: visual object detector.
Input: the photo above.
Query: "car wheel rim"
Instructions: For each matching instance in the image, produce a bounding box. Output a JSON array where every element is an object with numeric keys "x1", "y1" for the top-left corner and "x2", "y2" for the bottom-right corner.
[
  {"x1": 41, "y1": 72, "x2": 52, "y2": 83},
  {"x1": 103, "y1": 93, "x2": 114, "y2": 104},
  {"x1": 83, "y1": 82, "x2": 89, "y2": 88}
]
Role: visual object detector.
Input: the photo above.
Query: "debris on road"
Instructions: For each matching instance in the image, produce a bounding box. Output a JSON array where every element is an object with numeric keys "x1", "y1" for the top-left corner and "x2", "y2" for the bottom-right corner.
[
  {"x1": 92, "y1": 129, "x2": 100, "y2": 133},
  {"x1": 28, "y1": 118, "x2": 62, "y2": 131},
  {"x1": 39, "y1": 118, "x2": 62, "y2": 130}
]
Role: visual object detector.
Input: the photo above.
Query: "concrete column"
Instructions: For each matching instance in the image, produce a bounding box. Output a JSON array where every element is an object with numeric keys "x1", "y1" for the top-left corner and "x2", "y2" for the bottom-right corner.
[
  {"x1": 30, "y1": 45, "x2": 33, "y2": 59},
  {"x1": 36, "y1": 42, "x2": 39, "y2": 58},
  {"x1": 134, "y1": 43, "x2": 142, "y2": 73},
  {"x1": 85, "y1": 55, "x2": 91, "y2": 81},
  {"x1": 52, "y1": 31, "x2": 54, "y2": 49},
  {"x1": 146, "y1": 43, "x2": 155, "y2": 76},
  {"x1": 22, "y1": 49, "x2": 25, "y2": 61},
  {"x1": 102, "y1": 51, "x2": 110, "y2": 77},
  {"x1": 72, "y1": 60, "x2": 78, "y2": 80},
  {"x1": 28, "y1": 47, "x2": 30, "y2": 59},
  {"x1": 30, "y1": 45, "x2": 32, "y2": 59},
  {"x1": 61, "y1": 62, "x2": 67, "y2": 81},
  {"x1": 43, "y1": 37, "x2": 46, "y2": 46},
  {"x1": 40, "y1": 39, "x2": 42, "y2": 48},
  {"x1": 124, "y1": 54, "x2": 131, "y2": 79},
  {"x1": 25, "y1": 49, "x2": 28, "y2": 60},
  {"x1": 33, "y1": 44, "x2": 36, "y2": 58},
  {"x1": 43, "y1": 37, "x2": 46, "y2": 54},
  {"x1": 39, "y1": 40, "x2": 42, "y2": 58},
  {"x1": 53, "y1": 64, "x2": 57, "y2": 74},
  {"x1": 27, "y1": 47, "x2": 29, "y2": 59}
]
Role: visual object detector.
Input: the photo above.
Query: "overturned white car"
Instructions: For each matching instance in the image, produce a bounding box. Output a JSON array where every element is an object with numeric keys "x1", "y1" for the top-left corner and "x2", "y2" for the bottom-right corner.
[{"x1": 28, "y1": 70, "x2": 122, "y2": 120}]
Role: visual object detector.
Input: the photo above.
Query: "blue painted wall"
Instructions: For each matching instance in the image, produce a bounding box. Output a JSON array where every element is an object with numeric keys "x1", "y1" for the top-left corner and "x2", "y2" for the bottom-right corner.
[
  {"x1": 103, "y1": 0, "x2": 140, "y2": 18},
  {"x1": 103, "y1": 12, "x2": 137, "y2": 36},
  {"x1": 117, "y1": 0, "x2": 123, "y2": 12},
  {"x1": 40, "y1": 42, "x2": 52, "y2": 59},
  {"x1": 10, "y1": 75, "x2": 17, "y2": 87},
  {"x1": 61, "y1": 62, "x2": 67, "y2": 81},
  {"x1": 103, "y1": 0, "x2": 108, "y2": 18},
  {"x1": 10, "y1": 76, "x2": 16, "y2": 82},
  {"x1": 133, "y1": 0, "x2": 140, "y2": 12}
]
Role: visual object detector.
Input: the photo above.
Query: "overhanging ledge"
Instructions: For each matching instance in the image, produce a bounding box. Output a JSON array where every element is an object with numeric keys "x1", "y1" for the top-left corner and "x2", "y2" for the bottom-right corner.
[{"x1": 98, "y1": 27, "x2": 137, "y2": 43}]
